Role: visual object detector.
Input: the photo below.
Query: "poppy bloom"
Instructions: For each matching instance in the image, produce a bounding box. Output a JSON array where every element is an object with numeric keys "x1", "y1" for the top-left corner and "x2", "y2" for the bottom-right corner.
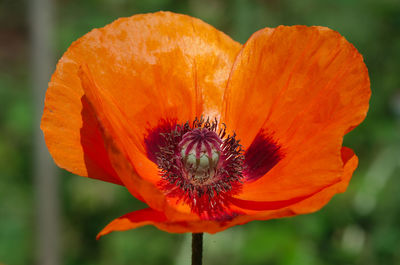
[{"x1": 41, "y1": 12, "x2": 370, "y2": 238}]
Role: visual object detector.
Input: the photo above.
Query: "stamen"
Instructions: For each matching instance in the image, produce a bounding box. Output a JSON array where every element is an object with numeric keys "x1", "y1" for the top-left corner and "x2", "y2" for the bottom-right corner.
[{"x1": 153, "y1": 117, "x2": 244, "y2": 219}]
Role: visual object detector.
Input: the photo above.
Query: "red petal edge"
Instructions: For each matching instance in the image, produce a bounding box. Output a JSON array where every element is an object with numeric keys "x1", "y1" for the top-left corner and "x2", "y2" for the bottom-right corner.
[{"x1": 97, "y1": 208, "x2": 167, "y2": 240}]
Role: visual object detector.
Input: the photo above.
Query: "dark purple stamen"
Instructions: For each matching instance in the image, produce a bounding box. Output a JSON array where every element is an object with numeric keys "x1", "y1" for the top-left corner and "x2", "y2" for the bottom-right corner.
[
  {"x1": 145, "y1": 117, "x2": 244, "y2": 219},
  {"x1": 144, "y1": 119, "x2": 283, "y2": 219}
]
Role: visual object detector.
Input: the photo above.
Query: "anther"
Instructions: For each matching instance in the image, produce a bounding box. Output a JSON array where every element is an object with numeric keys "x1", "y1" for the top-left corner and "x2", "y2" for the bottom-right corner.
[{"x1": 152, "y1": 117, "x2": 245, "y2": 218}]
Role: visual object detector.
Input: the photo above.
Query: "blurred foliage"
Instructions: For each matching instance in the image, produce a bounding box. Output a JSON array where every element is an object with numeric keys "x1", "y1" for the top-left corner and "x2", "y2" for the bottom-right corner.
[{"x1": 1, "y1": 0, "x2": 400, "y2": 264}]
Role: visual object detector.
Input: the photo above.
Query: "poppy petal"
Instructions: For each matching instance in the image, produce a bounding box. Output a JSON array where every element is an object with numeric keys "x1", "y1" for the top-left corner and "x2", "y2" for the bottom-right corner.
[
  {"x1": 228, "y1": 146, "x2": 355, "y2": 210},
  {"x1": 288, "y1": 146, "x2": 358, "y2": 214},
  {"x1": 41, "y1": 11, "x2": 240, "y2": 186},
  {"x1": 79, "y1": 65, "x2": 197, "y2": 219},
  {"x1": 96, "y1": 208, "x2": 167, "y2": 239},
  {"x1": 223, "y1": 26, "x2": 370, "y2": 201},
  {"x1": 211, "y1": 146, "x2": 358, "y2": 231},
  {"x1": 71, "y1": 11, "x2": 240, "y2": 151},
  {"x1": 41, "y1": 58, "x2": 122, "y2": 185},
  {"x1": 227, "y1": 183, "x2": 334, "y2": 211},
  {"x1": 230, "y1": 147, "x2": 358, "y2": 223}
]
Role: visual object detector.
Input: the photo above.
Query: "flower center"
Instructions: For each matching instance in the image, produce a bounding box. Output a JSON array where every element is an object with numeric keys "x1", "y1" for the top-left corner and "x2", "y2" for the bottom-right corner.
[
  {"x1": 179, "y1": 128, "x2": 222, "y2": 185},
  {"x1": 153, "y1": 117, "x2": 244, "y2": 219}
]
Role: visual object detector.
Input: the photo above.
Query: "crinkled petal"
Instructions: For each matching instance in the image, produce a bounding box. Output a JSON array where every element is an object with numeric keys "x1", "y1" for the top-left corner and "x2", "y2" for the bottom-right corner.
[
  {"x1": 79, "y1": 65, "x2": 195, "y2": 220},
  {"x1": 223, "y1": 26, "x2": 370, "y2": 201},
  {"x1": 70, "y1": 11, "x2": 241, "y2": 150},
  {"x1": 41, "y1": 11, "x2": 240, "y2": 187}
]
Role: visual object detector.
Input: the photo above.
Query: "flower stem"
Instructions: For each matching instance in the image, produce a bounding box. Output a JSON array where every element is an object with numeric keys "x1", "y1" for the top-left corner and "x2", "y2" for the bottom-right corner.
[{"x1": 192, "y1": 233, "x2": 203, "y2": 265}]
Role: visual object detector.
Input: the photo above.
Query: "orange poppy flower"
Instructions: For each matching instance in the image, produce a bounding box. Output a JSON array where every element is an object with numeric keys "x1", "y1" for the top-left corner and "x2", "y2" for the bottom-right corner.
[{"x1": 41, "y1": 12, "x2": 370, "y2": 238}]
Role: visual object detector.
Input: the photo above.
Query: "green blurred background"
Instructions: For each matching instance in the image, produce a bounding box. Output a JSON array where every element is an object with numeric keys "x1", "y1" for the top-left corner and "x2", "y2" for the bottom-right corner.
[{"x1": 1, "y1": 0, "x2": 400, "y2": 264}]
